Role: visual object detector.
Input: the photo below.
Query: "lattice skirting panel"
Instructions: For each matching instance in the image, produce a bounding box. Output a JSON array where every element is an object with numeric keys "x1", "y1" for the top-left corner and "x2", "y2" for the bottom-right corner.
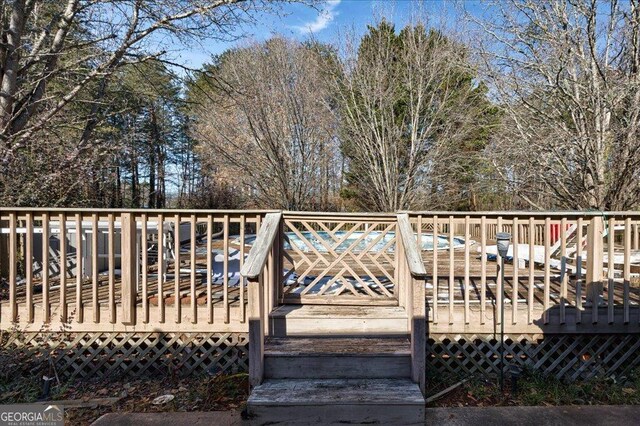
[
  {"x1": 2, "y1": 332, "x2": 248, "y2": 379},
  {"x1": 429, "y1": 334, "x2": 640, "y2": 382}
]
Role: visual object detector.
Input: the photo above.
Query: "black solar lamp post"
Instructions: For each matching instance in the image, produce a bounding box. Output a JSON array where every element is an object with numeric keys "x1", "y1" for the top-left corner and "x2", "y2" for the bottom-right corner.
[{"x1": 496, "y1": 232, "x2": 511, "y2": 393}]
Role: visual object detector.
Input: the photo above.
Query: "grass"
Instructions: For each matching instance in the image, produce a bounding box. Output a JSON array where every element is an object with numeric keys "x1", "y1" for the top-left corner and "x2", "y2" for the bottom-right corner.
[{"x1": 427, "y1": 366, "x2": 640, "y2": 407}]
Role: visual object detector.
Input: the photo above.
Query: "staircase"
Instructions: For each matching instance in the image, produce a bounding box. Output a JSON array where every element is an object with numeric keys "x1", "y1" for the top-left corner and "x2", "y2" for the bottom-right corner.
[
  {"x1": 246, "y1": 306, "x2": 425, "y2": 425},
  {"x1": 241, "y1": 213, "x2": 427, "y2": 425}
]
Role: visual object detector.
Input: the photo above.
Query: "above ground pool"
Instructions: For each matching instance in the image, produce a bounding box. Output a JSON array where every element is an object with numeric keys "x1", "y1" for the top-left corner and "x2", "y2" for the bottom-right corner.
[{"x1": 236, "y1": 231, "x2": 466, "y2": 253}]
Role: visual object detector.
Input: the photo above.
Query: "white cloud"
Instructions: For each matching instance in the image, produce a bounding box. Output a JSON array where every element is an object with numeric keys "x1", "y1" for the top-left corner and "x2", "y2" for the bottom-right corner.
[{"x1": 294, "y1": 0, "x2": 341, "y2": 33}]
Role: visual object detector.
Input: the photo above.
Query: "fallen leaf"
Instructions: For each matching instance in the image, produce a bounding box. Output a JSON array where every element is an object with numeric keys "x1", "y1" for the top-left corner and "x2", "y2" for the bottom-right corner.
[{"x1": 152, "y1": 394, "x2": 175, "y2": 405}]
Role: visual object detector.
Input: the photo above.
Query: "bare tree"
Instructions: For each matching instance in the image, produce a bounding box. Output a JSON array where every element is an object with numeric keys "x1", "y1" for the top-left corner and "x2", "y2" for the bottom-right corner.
[
  {"x1": 335, "y1": 18, "x2": 496, "y2": 212},
  {"x1": 189, "y1": 37, "x2": 341, "y2": 210},
  {"x1": 476, "y1": 0, "x2": 640, "y2": 210},
  {"x1": 0, "y1": 0, "x2": 291, "y2": 206}
]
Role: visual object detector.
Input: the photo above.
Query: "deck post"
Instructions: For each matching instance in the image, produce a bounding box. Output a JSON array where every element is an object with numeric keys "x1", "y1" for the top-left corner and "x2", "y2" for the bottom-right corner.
[
  {"x1": 248, "y1": 276, "x2": 264, "y2": 388},
  {"x1": 121, "y1": 213, "x2": 137, "y2": 325},
  {"x1": 0, "y1": 219, "x2": 8, "y2": 279},
  {"x1": 586, "y1": 216, "x2": 604, "y2": 307}
]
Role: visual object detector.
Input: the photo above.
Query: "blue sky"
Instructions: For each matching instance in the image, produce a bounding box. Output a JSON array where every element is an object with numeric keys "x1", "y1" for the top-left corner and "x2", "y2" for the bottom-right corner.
[{"x1": 171, "y1": 0, "x2": 483, "y2": 71}]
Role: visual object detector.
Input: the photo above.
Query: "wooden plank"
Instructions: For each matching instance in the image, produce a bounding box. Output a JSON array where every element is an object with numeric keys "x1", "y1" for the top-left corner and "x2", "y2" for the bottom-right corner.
[
  {"x1": 157, "y1": 213, "x2": 165, "y2": 323},
  {"x1": 496, "y1": 216, "x2": 503, "y2": 325},
  {"x1": 8, "y1": 212, "x2": 17, "y2": 321},
  {"x1": 480, "y1": 216, "x2": 486, "y2": 324},
  {"x1": 464, "y1": 216, "x2": 470, "y2": 324},
  {"x1": 42, "y1": 212, "x2": 50, "y2": 322},
  {"x1": 576, "y1": 218, "x2": 583, "y2": 324},
  {"x1": 586, "y1": 216, "x2": 603, "y2": 324},
  {"x1": 607, "y1": 218, "x2": 615, "y2": 324},
  {"x1": 397, "y1": 214, "x2": 427, "y2": 277},
  {"x1": 241, "y1": 213, "x2": 282, "y2": 278},
  {"x1": 191, "y1": 214, "x2": 197, "y2": 324},
  {"x1": 560, "y1": 218, "x2": 567, "y2": 324},
  {"x1": 432, "y1": 215, "x2": 439, "y2": 324},
  {"x1": 92, "y1": 214, "x2": 99, "y2": 323},
  {"x1": 108, "y1": 213, "x2": 115, "y2": 323},
  {"x1": 141, "y1": 213, "x2": 149, "y2": 324},
  {"x1": 239, "y1": 214, "x2": 246, "y2": 323},
  {"x1": 207, "y1": 214, "x2": 213, "y2": 324},
  {"x1": 121, "y1": 213, "x2": 137, "y2": 325},
  {"x1": 59, "y1": 213, "x2": 67, "y2": 321},
  {"x1": 224, "y1": 214, "x2": 230, "y2": 324},
  {"x1": 448, "y1": 216, "x2": 454, "y2": 324},
  {"x1": 75, "y1": 213, "x2": 83, "y2": 323},
  {"x1": 543, "y1": 217, "x2": 550, "y2": 324},
  {"x1": 248, "y1": 276, "x2": 264, "y2": 388},
  {"x1": 528, "y1": 217, "x2": 535, "y2": 324},
  {"x1": 624, "y1": 218, "x2": 631, "y2": 324},
  {"x1": 25, "y1": 213, "x2": 34, "y2": 322},
  {"x1": 512, "y1": 217, "x2": 518, "y2": 324},
  {"x1": 174, "y1": 214, "x2": 181, "y2": 323}
]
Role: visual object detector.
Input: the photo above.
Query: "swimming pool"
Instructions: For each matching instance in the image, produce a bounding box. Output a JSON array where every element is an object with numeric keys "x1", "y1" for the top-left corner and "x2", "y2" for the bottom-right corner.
[{"x1": 235, "y1": 231, "x2": 466, "y2": 253}]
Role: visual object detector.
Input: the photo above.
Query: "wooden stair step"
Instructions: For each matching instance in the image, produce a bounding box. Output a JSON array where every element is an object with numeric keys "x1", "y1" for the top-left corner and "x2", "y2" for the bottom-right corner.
[
  {"x1": 269, "y1": 305, "x2": 409, "y2": 336},
  {"x1": 247, "y1": 378, "x2": 424, "y2": 425},
  {"x1": 264, "y1": 336, "x2": 411, "y2": 379}
]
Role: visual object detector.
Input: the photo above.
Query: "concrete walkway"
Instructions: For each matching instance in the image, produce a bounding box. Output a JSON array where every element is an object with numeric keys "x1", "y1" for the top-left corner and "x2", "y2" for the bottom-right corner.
[
  {"x1": 424, "y1": 405, "x2": 640, "y2": 426},
  {"x1": 92, "y1": 405, "x2": 640, "y2": 425}
]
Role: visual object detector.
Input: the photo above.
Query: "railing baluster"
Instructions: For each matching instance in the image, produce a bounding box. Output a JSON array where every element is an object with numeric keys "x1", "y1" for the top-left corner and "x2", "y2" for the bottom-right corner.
[
  {"x1": 240, "y1": 214, "x2": 246, "y2": 323},
  {"x1": 142, "y1": 213, "x2": 149, "y2": 324},
  {"x1": 157, "y1": 213, "x2": 165, "y2": 323},
  {"x1": 224, "y1": 214, "x2": 230, "y2": 324},
  {"x1": 174, "y1": 213, "x2": 181, "y2": 323},
  {"x1": 26, "y1": 212, "x2": 34, "y2": 322},
  {"x1": 480, "y1": 216, "x2": 486, "y2": 324},
  {"x1": 108, "y1": 213, "x2": 115, "y2": 323},
  {"x1": 91, "y1": 214, "x2": 99, "y2": 323},
  {"x1": 464, "y1": 215, "x2": 470, "y2": 324},
  {"x1": 624, "y1": 217, "x2": 631, "y2": 324},
  {"x1": 42, "y1": 212, "x2": 50, "y2": 322},
  {"x1": 190, "y1": 214, "x2": 197, "y2": 324},
  {"x1": 432, "y1": 215, "x2": 439, "y2": 324},
  {"x1": 59, "y1": 213, "x2": 67, "y2": 322},
  {"x1": 543, "y1": 217, "x2": 550, "y2": 324},
  {"x1": 207, "y1": 213, "x2": 213, "y2": 324},
  {"x1": 497, "y1": 216, "x2": 503, "y2": 325},
  {"x1": 75, "y1": 213, "x2": 83, "y2": 323},
  {"x1": 9, "y1": 212, "x2": 17, "y2": 322},
  {"x1": 607, "y1": 217, "x2": 615, "y2": 324},
  {"x1": 576, "y1": 218, "x2": 583, "y2": 324},
  {"x1": 560, "y1": 218, "x2": 567, "y2": 324},
  {"x1": 528, "y1": 217, "x2": 535, "y2": 324},
  {"x1": 448, "y1": 215, "x2": 454, "y2": 323},
  {"x1": 512, "y1": 217, "x2": 519, "y2": 325},
  {"x1": 121, "y1": 212, "x2": 137, "y2": 325}
]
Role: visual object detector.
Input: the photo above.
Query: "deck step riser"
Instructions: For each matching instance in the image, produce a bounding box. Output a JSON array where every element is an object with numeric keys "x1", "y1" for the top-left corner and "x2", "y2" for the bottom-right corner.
[
  {"x1": 269, "y1": 318, "x2": 409, "y2": 336},
  {"x1": 247, "y1": 404, "x2": 425, "y2": 425},
  {"x1": 264, "y1": 355, "x2": 411, "y2": 379},
  {"x1": 247, "y1": 378, "x2": 425, "y2": 425}
]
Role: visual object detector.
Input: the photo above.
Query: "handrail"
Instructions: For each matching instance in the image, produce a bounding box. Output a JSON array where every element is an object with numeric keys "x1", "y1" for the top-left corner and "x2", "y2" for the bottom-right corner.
[
  {"x1": 240, "y1": 212, "x2": 282, "y2": 278},
  {"x1": 397, "y1": 213, "x2": 427, "y2": 278}
]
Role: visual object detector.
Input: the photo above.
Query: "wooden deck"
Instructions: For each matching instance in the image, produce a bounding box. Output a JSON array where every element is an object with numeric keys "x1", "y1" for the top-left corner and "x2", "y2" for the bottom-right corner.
[{"x1": 6, "y1": 239, "x2": 638, "y2": 334}]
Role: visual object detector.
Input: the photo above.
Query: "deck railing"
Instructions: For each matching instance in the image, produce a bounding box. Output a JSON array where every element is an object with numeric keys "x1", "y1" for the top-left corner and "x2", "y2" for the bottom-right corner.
[
  {"x1": 1, "y1": 209, "x2": 639, "y2": 335},
  {"x1": 409, "y1": 211, "x2": 640, "y2": 332},
  {"x1": 0, "y1": 208, "x2": 274, "y2": 332}
]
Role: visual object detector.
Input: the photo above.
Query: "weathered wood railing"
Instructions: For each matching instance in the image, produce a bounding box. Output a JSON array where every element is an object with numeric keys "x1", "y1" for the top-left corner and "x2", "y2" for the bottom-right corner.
[
  {"x1": 0, "y1": 208, "x2": 274, "y2": 331},
  {"x1": 280, "y1": 212, "x2": 397, "y2": 304},
  {"x1": 2, "y1": 209, "x2": 639, "y2": 337},
  {"x1": 410, "y1": 211, "x2": 640, "y2": 333},
  {"x1": 240, "y1": 212, "x2": 282, "y2": 387},
  {"x1": 397, "y1": 213, "x2": 426, "y2": 394}
]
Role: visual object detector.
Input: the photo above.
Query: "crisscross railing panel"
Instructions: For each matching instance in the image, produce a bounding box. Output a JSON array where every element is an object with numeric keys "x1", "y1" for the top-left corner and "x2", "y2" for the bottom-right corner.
[{"x1": 281, "y1": 213, "x2": 398, "y2": 303}]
